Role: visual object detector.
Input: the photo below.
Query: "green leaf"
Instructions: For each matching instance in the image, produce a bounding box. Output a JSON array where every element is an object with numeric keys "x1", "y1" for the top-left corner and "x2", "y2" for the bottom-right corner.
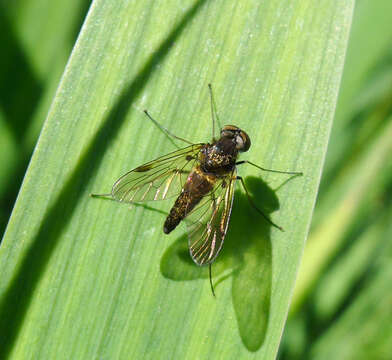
[
  {"x1": 0, "y1": 0, "x2": 91, "y2": 233},
  {"x1": 290, "y1": 0, "x2": 392, "y2": 314},
  {"x1": 291, "y1": 115, "x2": 392, "y2": 312},
  {"x1": 0, "y1": 0, "x2": 353, "y2": 358},
  {"x1": 309, "y1": 214, "x2": 392, "y2": 360},
  {"x1": 281, "y1": 2, "x2": 392, "y2": 358},
  {"x1": 313, "y1": 207, "x2": 392, "y2": 320},
  {"x1": 322, "y1": 0, "x2": 392, "y2": 176}
]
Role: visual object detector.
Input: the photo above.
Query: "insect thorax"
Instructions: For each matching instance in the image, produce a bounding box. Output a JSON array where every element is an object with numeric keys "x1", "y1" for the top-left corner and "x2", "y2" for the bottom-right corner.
[{"x1": 200, "y1": 139, "x2": 238, "y2": 175}]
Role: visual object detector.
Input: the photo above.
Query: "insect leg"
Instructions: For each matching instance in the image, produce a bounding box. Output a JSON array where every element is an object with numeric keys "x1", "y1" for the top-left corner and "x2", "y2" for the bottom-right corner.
[
  {"x1": 236, "y1": 176, "x2": 284, "y2": 231},
  {"x1": 208, "y1": 84, "x2": 221, "y2": 140},
  {"x1": 144, "y1": 110, "x2": 194, "y2": 146},
  {"x1": 209, "y1": 264, "x2": 216, "y2": 297},
  {"x1": 236, "y1": 160, "x2": 303, "y2": 176}
]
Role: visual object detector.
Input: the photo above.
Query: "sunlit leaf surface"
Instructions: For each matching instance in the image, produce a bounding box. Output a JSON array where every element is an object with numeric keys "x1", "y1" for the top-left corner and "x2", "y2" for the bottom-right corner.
[{"x1": 0, "y1": 0, "x2": 353, "y2": 358}]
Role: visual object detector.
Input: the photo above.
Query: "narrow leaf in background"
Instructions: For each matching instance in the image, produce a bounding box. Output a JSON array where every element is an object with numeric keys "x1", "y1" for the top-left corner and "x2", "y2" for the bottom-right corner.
[{"x1": 0, "y1": 0, "x2": 92, "y2": 234}]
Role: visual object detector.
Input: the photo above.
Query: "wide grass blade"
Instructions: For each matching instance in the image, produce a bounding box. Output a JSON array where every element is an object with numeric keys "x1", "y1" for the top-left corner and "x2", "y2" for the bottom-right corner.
[{"x1": 0, "y1": 0, "x2": 353, "y2": 358}]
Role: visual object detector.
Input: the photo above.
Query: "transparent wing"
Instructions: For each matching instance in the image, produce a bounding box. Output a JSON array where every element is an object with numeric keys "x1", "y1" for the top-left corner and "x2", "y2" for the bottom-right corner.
[
  {"x1": 185, "y1": 169, "x2": 236, "y2": 266},
  {"x1": 112, "y1": 144, "x2": 204, "y2": 202}
]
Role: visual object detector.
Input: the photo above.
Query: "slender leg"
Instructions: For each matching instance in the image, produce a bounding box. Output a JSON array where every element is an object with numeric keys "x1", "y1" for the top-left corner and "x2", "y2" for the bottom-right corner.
[
  {"x1": 237, "y1": 176, "x2": 284, "y2": 231},
  {"x1": 236, "y1": 160, "x2": 303, "y2": 176},
  {"x1": 209, "y1": 263, "x2": 216, "y2": 297},
  {"x1": 144, "y1": 110, "x2": 193, "y2": 146},
  {"x1": 208, "y1": 84, "x2": 221, "y2": 140}
]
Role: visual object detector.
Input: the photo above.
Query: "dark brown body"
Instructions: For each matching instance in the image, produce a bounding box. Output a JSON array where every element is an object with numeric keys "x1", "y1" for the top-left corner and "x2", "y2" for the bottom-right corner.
[{"x1": 163, "y1": 137, "x2": 239, "y2": 234}]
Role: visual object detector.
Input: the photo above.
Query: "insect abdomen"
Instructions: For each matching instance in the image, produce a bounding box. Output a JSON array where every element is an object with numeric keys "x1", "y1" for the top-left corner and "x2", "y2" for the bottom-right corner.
[
  {"x1": 163, "y1": 167, "x2": 214, "y2": 234},
  {"x1": 163, "y1": 192, "x2": 196, "y2": 234}
]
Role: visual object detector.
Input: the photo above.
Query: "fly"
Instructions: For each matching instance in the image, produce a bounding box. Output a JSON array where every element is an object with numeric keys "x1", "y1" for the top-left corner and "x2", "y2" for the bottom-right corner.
[{"x1": 91, "y1": 84, "x2": 302, "y2": 296}]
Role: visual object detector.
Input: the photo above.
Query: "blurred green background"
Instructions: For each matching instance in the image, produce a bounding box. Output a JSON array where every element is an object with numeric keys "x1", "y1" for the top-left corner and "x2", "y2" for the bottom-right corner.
[
  {"x1": 280, "y1": 0, "x2": 392, "y2": 359},
  {"x1": 0, "y1": 0, "x2": 92, "y2": 234},
  {"x1": 1, "y1": 0, "x2": 391, "y2": 359}
]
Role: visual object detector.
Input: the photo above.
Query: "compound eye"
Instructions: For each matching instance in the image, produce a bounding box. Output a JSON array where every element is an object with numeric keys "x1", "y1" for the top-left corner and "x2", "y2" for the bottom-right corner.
[
  {"x1": 237, "y1": 131, "x2": 251, "y2": 152},
  {"x1": 235, "y1": 135, "x2": 245, "y2": 150}
]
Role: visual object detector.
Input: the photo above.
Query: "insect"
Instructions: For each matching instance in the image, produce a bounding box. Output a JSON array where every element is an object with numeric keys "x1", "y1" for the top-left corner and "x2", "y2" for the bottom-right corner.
[{"x1": 91, "y1": 84, "x2": 302, "y2": 295}]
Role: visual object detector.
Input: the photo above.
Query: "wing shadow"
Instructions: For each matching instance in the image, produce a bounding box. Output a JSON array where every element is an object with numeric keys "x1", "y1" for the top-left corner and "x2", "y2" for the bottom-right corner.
[{"x1": 161, "y1": 175, "x2": 279, "y2": 351}]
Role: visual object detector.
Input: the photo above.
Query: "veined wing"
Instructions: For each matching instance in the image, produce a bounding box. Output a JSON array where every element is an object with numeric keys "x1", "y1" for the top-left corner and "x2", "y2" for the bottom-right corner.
[
  {"x1": 112, "y1": 144, "x2": 204, "y2": 202},
  {"x1": 185, "y1": 169, "x2": 236, "y2": 266}
]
